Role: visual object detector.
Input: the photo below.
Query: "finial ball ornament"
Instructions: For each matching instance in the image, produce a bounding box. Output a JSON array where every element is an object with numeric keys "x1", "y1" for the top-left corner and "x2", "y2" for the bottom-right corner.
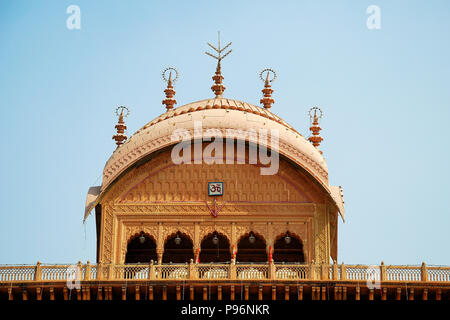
[
  {"x1": 259, "y1": 68, "x2": 277, "y2": 83},
  {"x1": 162, "y1": 67, "x2": 179, "y2": 83},
  {"x1": 308, "y1": 106, "x2": 323, "y2": 120},
  {"x1": 115, "y1": 105, "x2": 130, "y2": 118}
]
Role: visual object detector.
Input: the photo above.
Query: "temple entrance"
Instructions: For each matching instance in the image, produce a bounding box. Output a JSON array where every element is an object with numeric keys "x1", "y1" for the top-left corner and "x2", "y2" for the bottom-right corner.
[
  {"x1": 273, "y1": 233, "x2": 305, "y2": 263},
  {"x1": 125, "y1": 233, "x2": 157, "y2": 263},
  {"x1": 236, "y1": 232, "x2": 268, "y2": 263},
  {"x1": 162, "y1": 231, "x2": 194, "y2": 263},
  {"x1": 199, "y1": 232, "x2": 231, "y2": 263}
]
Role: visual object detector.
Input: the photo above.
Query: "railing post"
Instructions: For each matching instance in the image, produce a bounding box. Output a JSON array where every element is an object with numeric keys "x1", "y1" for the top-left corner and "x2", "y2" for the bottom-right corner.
[
  {"x1": 148, "y1": 260, "x2": 155, "y2": 280},
  {"x1": 189, "y1": 259, "x2": 196, "y2": 280},
  {"x1": 340, "y1": 263, "x2": 347, "y2": 280},
  {"x1": 311, "y1": 263, "x2": 316, "y2": 280},
  {"x1": 269, "y1": 260, "x2": 275, "y2": 280},
  {"x1": 380, "y1": 261, "x2": 386, "y2": 282},
  {"x1": 35, "y1": 261, "x2": 42, "y2": 281},
  {"x1": 108, "y1": 263, "x2": 114, "y2": 280},
  {"x1": 97, "y1": 262, "x2": 103, "y2": 280},
  {"x1": 230, "y1": 259, "x2": 236, "y2": 280},
  {"x1": 332, "y1": 261, "x2": 338, "y2": 280},
  {"x1": 421, "y1": 262, "x2": 428, "y2": 282},
  {"x1": 85, "y1": 261, "x2": 91, "y2": 281},
  {"x1": 320, "y1": 263, "x2": 328, "y2": 280},
  {"x1": 77, "y1": 261, "x2": 83, "y2": 282},
  {"x1": 312, "y1": 263, "x2": 320, "y2": 280}
]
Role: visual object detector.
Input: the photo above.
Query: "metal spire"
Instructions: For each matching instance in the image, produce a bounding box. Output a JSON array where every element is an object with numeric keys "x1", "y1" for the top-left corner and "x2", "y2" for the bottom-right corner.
[
  {"x1": 162, "y1": 67, "x2": 178, "y2": 111},
  {"x1": 112, "y1": 106, "x2": 129, "y2": 148},
  {"x1": 205, "y1": 32, "x2": 232, "y2": 98},
  {"x1": 259, "y1": 68, "x2": 277, "y2": 109},
  {"x1": 308, "y1": 107, "x2": 324, "y2": 153}
]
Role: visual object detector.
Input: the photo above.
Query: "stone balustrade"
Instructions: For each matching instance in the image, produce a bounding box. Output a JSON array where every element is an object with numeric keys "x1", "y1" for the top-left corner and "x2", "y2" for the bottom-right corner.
[{"x1": 1, "y1": 261, "x2": 449, "y2": 283}]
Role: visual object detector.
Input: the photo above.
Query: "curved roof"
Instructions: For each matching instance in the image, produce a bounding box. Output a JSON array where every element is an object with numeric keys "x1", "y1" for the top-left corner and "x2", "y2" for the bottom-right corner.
[
  {"x1": 83, "y1": 98, "x2": 344, "y2": 221},
  {"x1": 102, "y1": 98, "x2": 328, "y2": 190}
]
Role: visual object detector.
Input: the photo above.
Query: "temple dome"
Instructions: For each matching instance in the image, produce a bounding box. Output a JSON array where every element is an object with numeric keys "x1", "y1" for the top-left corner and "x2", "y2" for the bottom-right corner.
[{"x1": 102, "y1": 97, "x2": 329, "y2": 193}]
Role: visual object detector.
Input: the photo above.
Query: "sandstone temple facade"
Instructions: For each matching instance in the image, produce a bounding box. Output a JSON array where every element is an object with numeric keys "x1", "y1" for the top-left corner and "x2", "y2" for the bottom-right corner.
[{"x1": 1, "y1": 38, "x2": 449, "y2": 301}]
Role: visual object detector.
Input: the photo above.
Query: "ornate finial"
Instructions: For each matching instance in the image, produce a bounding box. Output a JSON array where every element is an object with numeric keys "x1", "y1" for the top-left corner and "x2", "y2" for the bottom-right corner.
[
  {"x1": 112, "y1": 106, "x2": 129, "y2": 148},
  {"x1": 205, "y1": 32, "x2": 232, "y2": 98},
  {"x1": 162, "y1": 67, "x2": 178, "y2": 111},
  {"x1": 308, "y1": 107, "x2": 324, "y2": 153},
  {"x1": 259, "y1": 68, "x2": 277, "y2": 109}
]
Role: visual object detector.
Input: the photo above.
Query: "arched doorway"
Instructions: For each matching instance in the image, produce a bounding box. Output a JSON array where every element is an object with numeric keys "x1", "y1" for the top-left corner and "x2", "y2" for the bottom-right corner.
[
  {"x1": 162, "y1": 231, "x2": 194, "y2": 263},
  {"x1": 199, "y1": 232, "x2": 231, "y2": 263},
  {"x1": 273, "y1": 232, "x2": 305, "y2": 263},
  {"x1": 236, "y1": 232, "x2": 268, "y2": 263},
  {"x1": 125, "y1": 232, "x2": 157, "y2": 263}
]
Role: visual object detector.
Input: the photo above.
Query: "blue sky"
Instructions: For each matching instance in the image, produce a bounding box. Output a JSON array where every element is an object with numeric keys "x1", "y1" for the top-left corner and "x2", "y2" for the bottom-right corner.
[{"x1": 0, "y1": 0, "x2": 449, "y2": 265}]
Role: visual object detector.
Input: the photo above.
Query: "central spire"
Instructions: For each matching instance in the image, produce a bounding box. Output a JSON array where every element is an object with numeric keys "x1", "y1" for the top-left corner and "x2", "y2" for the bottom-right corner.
[{"x1": 205, "y1": 32, "x2": 232, "y2": 98}]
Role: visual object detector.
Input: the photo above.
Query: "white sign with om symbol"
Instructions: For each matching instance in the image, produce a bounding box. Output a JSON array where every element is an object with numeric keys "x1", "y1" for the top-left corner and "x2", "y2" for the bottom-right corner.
[{"x1": 208, "y1": 182, "x2": 223, "y2": 196}]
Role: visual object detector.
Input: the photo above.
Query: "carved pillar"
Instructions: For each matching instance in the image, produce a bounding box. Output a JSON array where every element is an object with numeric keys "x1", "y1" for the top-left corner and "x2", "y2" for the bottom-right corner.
[
  {"x1": 313, "y1": 204, "x2": 330, "y2": 264},
  {"x1": 176, "y1": 286, "x2": 181, "y2": 300},
  {"x1": 194, "y1": 222, "x2": 200, "y2": 252},
  {"x1": 157, "y1": 222, "x2": 164, "y2": 262},
  {"x1": 266, "y1": 222, "x2": 273, "y2": 257},
  {"x1": 190, "y1": 287, "x2": 194, "y2": 300},
  {"x1": 157, "y1": 249, "x2": 163, "y2": 265},
  {"x1": 231, "y1": 222, "x2": 237, "y2": 249},
  {"x1": 218, "y1": 286, "x2": 222, "y2": 300},
  {"x1": 50, "y1": 287, "x2": 55, "y2": 300},
  {"x1": 422, "y1": 289, "x2": 428, "y2": 301},
  {"x1": 149, "y1": 286, "x2": 154, "y2": 300},
  {"x1": 298, "y1": 286, "x2": 303, "y2": 300},
  {"x1": 135, "y1": 285, "x2": 140, "y2": 301},
  {"x1": 381, "y1": 288, "x2": 387, "y2": 300}
]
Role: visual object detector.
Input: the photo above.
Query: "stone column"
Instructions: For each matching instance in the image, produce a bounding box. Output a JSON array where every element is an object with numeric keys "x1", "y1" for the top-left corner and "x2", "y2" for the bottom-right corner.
[{"x1": 157, "y1": 249, "x2": 164, "y2": 265}]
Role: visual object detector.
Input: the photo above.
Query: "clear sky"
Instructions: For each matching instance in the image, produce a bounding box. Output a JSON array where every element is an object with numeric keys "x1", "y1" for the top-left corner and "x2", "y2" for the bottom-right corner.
[{"x1": 0, "y1": 0, "x2": 449, "y2": 266}]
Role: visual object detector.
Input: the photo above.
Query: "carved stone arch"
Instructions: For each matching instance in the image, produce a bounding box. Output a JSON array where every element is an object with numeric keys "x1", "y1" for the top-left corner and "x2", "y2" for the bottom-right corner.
[
  {"x1": 127, "y1": 231, "x2": 157, "y2": 245},
  {"x1": 236, "y1": 230, "x2": 268, "y2": 263},
  {"x1": 161, "y1": 225, "x2": 194, "y2": 246},
  {"x1": 163, "y1": 229, "x2": 193, "y2": 245},
  {"x1": 271, "y1": 224, "x2": 306, "y2": 244},
  {"x1": 199, "y1": 225, "x2": 232, "y2": 249},
  {"x1": 162, "y1": 230, "x2": 194, "y2": 263},
  {"x1": 273, "y1": 231, "x2": 305, "y2": 263},
  {"x1": 123, "y1": 230, "x2": 158, "y2": 264},
  {"x1": 237, "y1": 230, "x2": 268, "y2": 245},
  {"x1": 199, "y1": 231, "x2": 232, "y2": 263},
  {"x1": 121, "y1": 226, "x2": 158, "y2": 263}
]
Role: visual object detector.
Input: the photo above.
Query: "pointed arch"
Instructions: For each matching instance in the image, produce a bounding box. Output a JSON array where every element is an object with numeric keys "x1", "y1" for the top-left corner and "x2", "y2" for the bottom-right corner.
[
  {"x1": 273, "y1": 232, "x2": 305, "y2": 263},
  {"x1": 236, "y1": 231, "x2": 268, "y2": 263},
  {"x1": 162, "y1": 231, "x2": 194, "y2": 263},
  {"x1": 125, "y1": 232, "x2": 157, "y2": 263},
  {"x1": 199, "y1": 231, "x2": 231, "y2": 263}
]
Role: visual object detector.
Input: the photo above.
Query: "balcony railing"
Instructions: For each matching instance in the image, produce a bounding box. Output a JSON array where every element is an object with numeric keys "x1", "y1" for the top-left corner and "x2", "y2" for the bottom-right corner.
[{"x1": 0, "y1": 261, "x2": 449, "y2": 283}]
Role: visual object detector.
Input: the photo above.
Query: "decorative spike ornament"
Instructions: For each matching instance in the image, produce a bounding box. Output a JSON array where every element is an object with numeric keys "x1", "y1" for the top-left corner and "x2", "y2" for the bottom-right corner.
[
  {"x1": 211, "y1": 60, "x2": 225, "y2": 97},
  {"x1": 162, "y1": 72, "x2": 177, "y2": 110},
  {"x1": 112, "y1": 106, "x2": 129, "y2": 148},
  {"x1": 308, "y1": 107, "x2": 323, "y2": 153},
  {"x1": 205, "y1": 32, "x2": 232, "y2": 98},
  {"x1": 259, "y1": 69, "x2": 276, "y2": 109},
  {"x1": 161, "y1": 67, "x2": 179, "y2": 111}
]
